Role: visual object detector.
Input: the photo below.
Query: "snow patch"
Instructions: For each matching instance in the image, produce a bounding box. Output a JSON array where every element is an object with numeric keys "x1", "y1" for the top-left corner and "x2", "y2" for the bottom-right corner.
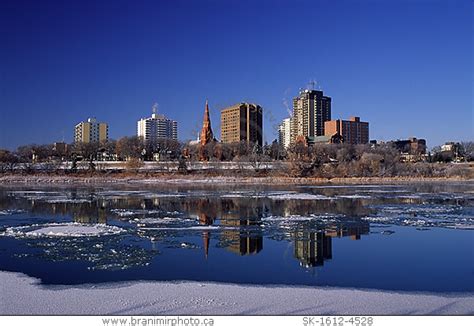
[{"x1": 1, "y1": 271, "x2": 473, "y2": 315}]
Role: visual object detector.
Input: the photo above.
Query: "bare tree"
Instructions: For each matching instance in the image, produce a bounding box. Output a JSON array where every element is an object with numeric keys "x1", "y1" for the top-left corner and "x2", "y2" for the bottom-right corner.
[
  {"x1": 461, "y1": 141, "x2": 474, "y2": 161},
  {"x1": 0, "y1": 150, "x2": 18, "y2": 173},
  {"x1": 116, "y1": 136, "x2": 144, "y2": 160}
]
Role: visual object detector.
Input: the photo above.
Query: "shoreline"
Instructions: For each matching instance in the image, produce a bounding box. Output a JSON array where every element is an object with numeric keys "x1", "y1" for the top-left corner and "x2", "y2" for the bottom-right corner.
[
  {"x1": 0, "y1": 174, "x2": 472, "y2": 186},
  {"x1": 1, "y1": 271, "x2": 473, "y2": 315}
]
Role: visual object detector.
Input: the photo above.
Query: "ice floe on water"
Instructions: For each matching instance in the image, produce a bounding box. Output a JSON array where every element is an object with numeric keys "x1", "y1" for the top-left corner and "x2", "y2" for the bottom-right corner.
[
  {"x1": 140, "y1": 225, "x2": 222, "y2": 231},
  {"x1": 337, "y1": 195, "x2": 372, "y2": 199},
  {"x1": 219, "y1": 191, "x2": 332, "y2": 200},
  {"x1": 375, "y1": 204, "x2": 463, "y2": 215},
  {"x1": 262, "y1": 214, "x2": 342, "y2": 223},
  {"x1": 0, "y1": 209, "x2": 25, "y2": 216},
  {"x1": 8, "y1": 191, "x2": 94, "y2": 204},
  {"x1": 2, "y1": 223, "x2": 125, "y2": 238},
  {"x1": 363, "y1": 204, "x2": 474, "y2": 229},
  {"x1": 267, "y1": 193, "x2": 331, "y2": 200},
  {"x1": 11, "y1": 234, "x2": 153, "y2": 271},
  {"x1": 45, "y1": 198, "x2": 92, "y2": 203},
  {"x1": 130, "y1": 217, "x2": 178, "y2": 224},
  {"x1": 111, "y1": 209, "x2": 165, "y2": 217},
  {"x1": 298, "y1": 185, "x2": 404, "y2": 189}
]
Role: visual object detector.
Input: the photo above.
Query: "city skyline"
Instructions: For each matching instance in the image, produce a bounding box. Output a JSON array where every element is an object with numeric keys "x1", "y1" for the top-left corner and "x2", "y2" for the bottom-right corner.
[{"x1": 1, "y1": 0, "x2": 472, "y2": 150}]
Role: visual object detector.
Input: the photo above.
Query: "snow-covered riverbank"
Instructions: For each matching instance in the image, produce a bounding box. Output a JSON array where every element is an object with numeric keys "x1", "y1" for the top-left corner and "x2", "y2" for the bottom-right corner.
[{"x1": 1, "y1": 271, "x2": 472, "y2": 315}]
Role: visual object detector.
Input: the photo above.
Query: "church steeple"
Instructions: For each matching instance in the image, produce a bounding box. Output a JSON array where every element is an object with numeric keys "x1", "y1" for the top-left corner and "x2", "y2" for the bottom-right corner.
[{"x1": 200, "y1": 100, "x2": 214, "y2": 146}]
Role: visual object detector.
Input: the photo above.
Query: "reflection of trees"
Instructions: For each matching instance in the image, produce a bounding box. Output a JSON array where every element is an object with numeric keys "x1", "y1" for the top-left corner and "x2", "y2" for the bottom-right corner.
[{"x1": 1, "y1": 196, "x2": 110, "y2": 224}]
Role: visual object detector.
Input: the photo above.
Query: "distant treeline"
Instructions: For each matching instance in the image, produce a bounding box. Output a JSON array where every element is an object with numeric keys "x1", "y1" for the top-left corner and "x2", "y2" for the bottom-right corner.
[{"x1": 0, "y1": 137, "x2": 473, "y2": 178}]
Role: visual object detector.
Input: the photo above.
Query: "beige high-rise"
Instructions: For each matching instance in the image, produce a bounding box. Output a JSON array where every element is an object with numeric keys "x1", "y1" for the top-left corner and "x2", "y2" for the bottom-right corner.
[
  {"x1": 221, "y1": 103, "x2": 263, "y2": 146},
  {"x1": 74, "y1": 118, "x2": 108, "y2": 143}
]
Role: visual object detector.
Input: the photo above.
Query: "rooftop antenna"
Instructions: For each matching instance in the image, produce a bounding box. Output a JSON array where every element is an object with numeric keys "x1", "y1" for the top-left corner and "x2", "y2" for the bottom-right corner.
[
  {"x1": 309, "y1": 80, "x2": 316, "y2": 90},
  {"x1": 152, "y1": 102, "x2": 158, "y2": 114}
]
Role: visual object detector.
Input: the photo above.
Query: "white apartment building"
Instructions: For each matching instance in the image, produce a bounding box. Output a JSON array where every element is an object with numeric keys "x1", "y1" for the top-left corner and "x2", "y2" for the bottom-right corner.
[
  {"x1": 278, "y1": 118, "x2": 291, "y2": 149},
  {"x1": 137, "y1": 109, "x2": 178, "y2": 143}
]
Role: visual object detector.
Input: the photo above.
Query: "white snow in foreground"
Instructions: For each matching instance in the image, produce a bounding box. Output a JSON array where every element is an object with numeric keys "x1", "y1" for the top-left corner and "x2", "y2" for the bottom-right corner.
[
  {"x1": 1, "y1": 271, "x2": 472, "y2": 315},
  {"x1": 2, "y1": 223, "x2": 125, "y2": 238}
]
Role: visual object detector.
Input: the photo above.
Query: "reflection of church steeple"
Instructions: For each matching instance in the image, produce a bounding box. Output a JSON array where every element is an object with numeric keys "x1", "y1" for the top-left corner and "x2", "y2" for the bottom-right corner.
[
  {"x1": 196, "y1": 199, "x2": 215, "y2": 259},
  {"x1": 202, "y1": 231, "x2": 210, "y2": 260},
  {"x1": 199, "y1": 211, "x2": 213, "y2": 260}
]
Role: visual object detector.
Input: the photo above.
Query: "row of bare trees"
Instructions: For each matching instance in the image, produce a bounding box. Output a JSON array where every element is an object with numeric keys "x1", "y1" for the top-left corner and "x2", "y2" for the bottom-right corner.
[
  {"x1": 0, "y1": 139, "x2": 472, "y2": 177},
  {"x1": 285, "y1": 142, "x2": 472, "y2": 178}
]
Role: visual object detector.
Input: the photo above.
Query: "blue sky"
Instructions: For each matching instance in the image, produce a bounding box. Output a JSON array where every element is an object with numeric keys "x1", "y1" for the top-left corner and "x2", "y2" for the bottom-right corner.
[{"x1": 1, "y1": 0, "x2": 472, "y2": 150}]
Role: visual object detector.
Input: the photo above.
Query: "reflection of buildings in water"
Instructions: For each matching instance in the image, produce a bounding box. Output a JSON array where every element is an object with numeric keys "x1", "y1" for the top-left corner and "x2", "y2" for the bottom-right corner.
[
  {"x1": 324, "y1": 223, "x2": 370, "y2": 240},
  {"x1": 293, "y1": 222, "x2": 370, "y2": 268},
  {"x1": 20, "y1": 196, "x2": 110, "y2": 224},
  {"x1": 220, "y1": 218, "x2": 263, "y2": 256},
  {"x1": 73, "y1": 202, "x2": 108, "y2": 224},
  {"x1": 220, "y1": 198, "x2": 264, "y2": 257},
  {"x1": 191, "y1": 197, "x2": 265, "y2": 258},
  {"x1": 294, "y1": 231, "x2": 332, "y2": 268},
  {"x1": 268, "y1": 198, "x2": 371, "y2": 218}
]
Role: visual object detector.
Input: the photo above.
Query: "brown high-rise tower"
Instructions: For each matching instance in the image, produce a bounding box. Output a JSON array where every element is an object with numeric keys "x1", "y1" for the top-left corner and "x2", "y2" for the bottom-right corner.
[
  {"x1": 220, "y1": 103, "x2": 263, "y2": 147},
  {"x1": 200, "y1": 100, "x2": 214, "y2": 146}
]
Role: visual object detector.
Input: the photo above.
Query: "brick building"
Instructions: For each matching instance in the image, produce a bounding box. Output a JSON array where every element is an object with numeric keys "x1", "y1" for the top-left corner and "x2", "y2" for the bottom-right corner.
[{"x1": 324, "y1": 116, "x2": 369, "y2": 144}]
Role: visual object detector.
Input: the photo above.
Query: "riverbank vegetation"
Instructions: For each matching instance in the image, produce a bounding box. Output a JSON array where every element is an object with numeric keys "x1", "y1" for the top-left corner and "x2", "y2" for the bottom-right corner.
[{"x1": 0, "y1": 139, "x2": 472, "y2": 179}]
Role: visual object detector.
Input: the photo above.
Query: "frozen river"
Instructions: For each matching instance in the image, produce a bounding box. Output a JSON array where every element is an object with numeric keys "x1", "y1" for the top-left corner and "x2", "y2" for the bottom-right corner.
[{"x1": 0, "y1": 182, "x2": 473, "y2": 292}]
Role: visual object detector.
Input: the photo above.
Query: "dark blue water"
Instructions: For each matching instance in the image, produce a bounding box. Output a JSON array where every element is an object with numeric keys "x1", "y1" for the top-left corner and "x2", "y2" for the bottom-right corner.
[{"x1": 0, "y1": 183, "x2": 473, "y2": 292}]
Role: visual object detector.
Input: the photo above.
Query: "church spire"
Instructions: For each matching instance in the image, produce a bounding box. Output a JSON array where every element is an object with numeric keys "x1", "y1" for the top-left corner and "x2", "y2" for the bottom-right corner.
[{"x1": 200, "y1": 99, "x2": 214, "y2": 146}]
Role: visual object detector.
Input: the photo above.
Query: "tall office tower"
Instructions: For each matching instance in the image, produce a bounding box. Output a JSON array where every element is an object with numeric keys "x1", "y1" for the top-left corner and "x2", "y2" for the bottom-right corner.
[
  {"x1": 137, "y1": 106, "x2": 178, "y2": 143},
  {"x1": 74, "y1": 118, "x2": 108, "y2": 143},
  {"x1": 290, "y1": 89, "x2": 331, "y2": 143},
  {"x1": 220, "y1": 102, "x2": 263, "y2": 146},
  {"x1": 324, "y1": 116, "x2": 369, "y2": 144},
  {"x1": 278, "y1": 118, "x2": 291, "y2": 148}
]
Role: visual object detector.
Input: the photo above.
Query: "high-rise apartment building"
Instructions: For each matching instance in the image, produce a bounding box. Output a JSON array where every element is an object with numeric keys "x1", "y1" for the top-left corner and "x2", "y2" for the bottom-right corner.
[
  {"x1": 324, "y1": 116, "x2": 369, "y2": 144},
  {"x1": 74, "y1": 118, "x2": 108, "y2": 143},
  {"x1": 137, "y1": 108, "x2": 178, "y2": 143},
  {"x1": 290, "y1": 89, "x2": 331, "y2": 143},
  {"x1": 221, "y1": 103, "x2": 263, "y2": 146},
  {"x1": 278, "y1": 118, "x2": 291, "y2": 148}
]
